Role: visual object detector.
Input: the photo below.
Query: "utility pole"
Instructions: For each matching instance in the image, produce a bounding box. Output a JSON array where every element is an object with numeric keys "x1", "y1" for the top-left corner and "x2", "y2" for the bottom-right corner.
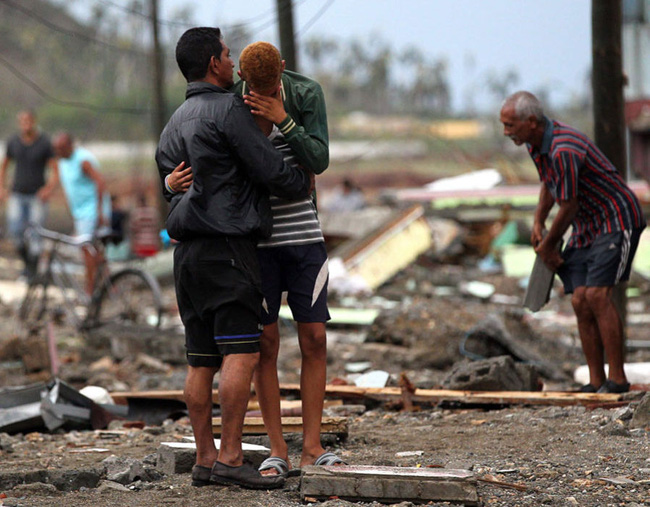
[
  {"x1": 150, "y1": 0, "x2": 168, "y2": 217},
  {"x1": 591, "y1": 0, "x2": 627, "y2": 324},
  {"x1": 150, "y1": 0, "x2": 166, "y2": 138},
  {"x1": 276, "y1": 0, "x2": 298, "y2": 71},
  {"x1": 592, "y1": 0, "x2": 626, "y2": 173}
]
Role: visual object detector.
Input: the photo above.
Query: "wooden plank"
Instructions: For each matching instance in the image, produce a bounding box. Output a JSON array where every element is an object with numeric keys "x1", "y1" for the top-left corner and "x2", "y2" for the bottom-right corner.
[
  {"x1": 211, "y1": 416, "x2": 348, "y2": 436},
  {"x1": 301, "y1": 465, "x2": 478, "y2": 505},
  {"x1": 110, "y1": 391, "x2": 342, "y2": 412},
  {"x1": 109, "y1": 390, "x2": 216, "y2": 405},
  {"x1": 332, "y1": 205, "x2": 433, "y2": 290},
  {"x1": 278, "y1": 384, "x2": 629, "y2": 407},
  {"x1": 112, "y1": 386, "x2": 632, "y2": 409}
]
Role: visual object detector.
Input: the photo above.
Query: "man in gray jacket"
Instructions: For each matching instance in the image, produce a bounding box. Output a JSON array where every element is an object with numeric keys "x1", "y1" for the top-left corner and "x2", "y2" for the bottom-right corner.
[{"x1": 156, "y1": 27, "x2": 312, "y2": 490}]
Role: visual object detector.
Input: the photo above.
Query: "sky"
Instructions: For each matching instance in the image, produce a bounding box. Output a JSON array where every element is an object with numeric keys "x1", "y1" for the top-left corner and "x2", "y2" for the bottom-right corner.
[{"x1": 156, "y1": 0, "x2": 593, "y2": 113}]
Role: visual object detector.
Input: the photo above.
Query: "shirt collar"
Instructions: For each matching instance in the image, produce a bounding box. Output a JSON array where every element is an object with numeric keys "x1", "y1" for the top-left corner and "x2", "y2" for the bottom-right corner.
[
  {"x1": 539, "y1": 116, "x2": 553, "y2": 155},
  {"x1": 185, "y1": 81, "x2": 228, "y2": 99}
]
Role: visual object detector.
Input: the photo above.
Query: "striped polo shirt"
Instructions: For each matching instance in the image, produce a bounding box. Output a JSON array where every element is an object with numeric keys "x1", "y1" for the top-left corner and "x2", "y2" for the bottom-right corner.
[
  {"x1": 528, "y1": 118, "x2": 645, "y2": 249},
  {"x1": 257, "y1": 126, "x2": 325, "y2": 248}
]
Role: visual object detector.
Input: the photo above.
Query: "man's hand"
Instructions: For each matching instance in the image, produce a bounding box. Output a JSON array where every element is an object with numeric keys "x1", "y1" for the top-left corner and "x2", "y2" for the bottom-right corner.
[
  {"x1": 243, "y1": 89, "x2": 287, "y2": 125},
  {"x1": 36, "y1": 186, "x2": 52, "y2": 202},
  {"x1": 531, "y1": 221, "x2": 545, "y2": 248},
  {"x1": 0, "y1": 185, "x2": 7, "y2": 201},
  {"x1": 306, "y1": 170, "x2": 315, "y2": 194},
  {"x1": 534, "y1": 238, "x2": 563, "y2": 271},
  {"x1": 168, "y1": 161, "x2": 193, "y2": 193}
]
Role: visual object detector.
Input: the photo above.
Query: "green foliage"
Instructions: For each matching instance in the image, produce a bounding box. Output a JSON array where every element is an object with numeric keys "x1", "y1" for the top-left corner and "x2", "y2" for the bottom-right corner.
[{"x1": 0, "y1": 0, "x2": 162, "y2": 140}]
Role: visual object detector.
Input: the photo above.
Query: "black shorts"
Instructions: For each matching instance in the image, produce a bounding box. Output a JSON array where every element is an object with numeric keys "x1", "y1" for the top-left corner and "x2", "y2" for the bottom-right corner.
[
  {"x1": 557, "y1": 228, "x2": 644, "y2": 294},
  {"x1": 174, "y1": 236, "x2": 263, "y2": 367},
  {"x1": 257, "y1": 242, "x2": 330, "y2": 325}
]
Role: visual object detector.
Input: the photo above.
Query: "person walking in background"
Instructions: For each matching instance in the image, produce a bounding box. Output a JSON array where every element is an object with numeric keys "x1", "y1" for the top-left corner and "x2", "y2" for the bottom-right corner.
[
  {"x1": 325, "y1": 178, "x2": 366, "y2": 212},
  {"x1": 0, "y1": 110, "x2": 58, "y2": 280},
  {"x1": 500, "y1": 91, "x2": 646, "y2": 394},
  {"x1": 129, "y1": 193, "x2": 161, "y2": 258},
  {"x1": 52, "y1": 132, "x2": 111, "y2": 295},
  {"x1": 156, "y1": 27, "x2": 312, "y2": 490}
]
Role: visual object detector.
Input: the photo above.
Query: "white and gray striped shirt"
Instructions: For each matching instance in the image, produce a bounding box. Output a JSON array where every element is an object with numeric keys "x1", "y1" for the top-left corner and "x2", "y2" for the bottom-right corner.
[{"x1": 258, "y1": 126, "x2": 324, "y2": 248}]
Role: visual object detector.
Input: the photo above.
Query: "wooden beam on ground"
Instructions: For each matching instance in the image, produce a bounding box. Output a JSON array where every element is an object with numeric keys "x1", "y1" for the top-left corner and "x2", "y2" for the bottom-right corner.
[
  {"x1": 301, "y1": 465, "x2": 478, "y2": 505},
  {"x1": 279, "y1": 384, "x2": 633, "y2": 407},
  {"x1": 212, "y1": 416, "x2": 348, "y2": 437},
  {"x1": 111, "y1": 386, "x2": 633, "y2": 410},
  {"x1": 109, "y1": 390, "x2": 341, "y2": 412},
  {"x1": 110, "y1": 390, "x2": 216, "y2": 405}
]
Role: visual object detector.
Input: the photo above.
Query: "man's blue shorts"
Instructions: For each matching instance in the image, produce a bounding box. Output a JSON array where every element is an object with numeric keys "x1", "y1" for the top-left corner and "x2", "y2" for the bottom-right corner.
[
  {"x1": 557, "y1": 228, "x2": 644, "y2": 294},
  {"x1": 257, "y1": 242, "x2": 330, "y2": 325}
]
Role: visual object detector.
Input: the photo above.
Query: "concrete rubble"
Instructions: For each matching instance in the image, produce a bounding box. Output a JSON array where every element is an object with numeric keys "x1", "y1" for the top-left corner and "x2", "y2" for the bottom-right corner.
[{"x1": 0, "y1": 197, "x2": 648, "y2": 506}]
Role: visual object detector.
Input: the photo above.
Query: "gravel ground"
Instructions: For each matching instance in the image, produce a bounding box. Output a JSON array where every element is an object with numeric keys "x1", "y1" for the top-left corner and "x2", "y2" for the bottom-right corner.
[
  {"x1": 1, "y1": 240, "x2": 650, "y2": 506},
  {"x1": 0, "y1": 404, "x2": 649, "y2": 506}
]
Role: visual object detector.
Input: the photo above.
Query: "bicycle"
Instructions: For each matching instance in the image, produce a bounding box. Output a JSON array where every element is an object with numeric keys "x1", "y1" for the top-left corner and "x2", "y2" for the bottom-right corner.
[{"x1": 18, "y1": 224, "x2": 163, "y2": 331}]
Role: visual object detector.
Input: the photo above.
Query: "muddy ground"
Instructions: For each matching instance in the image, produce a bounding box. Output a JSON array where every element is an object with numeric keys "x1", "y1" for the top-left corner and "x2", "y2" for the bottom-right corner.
[{"x1": 1, "y1": 237, "x2": 650, "y2": 506}]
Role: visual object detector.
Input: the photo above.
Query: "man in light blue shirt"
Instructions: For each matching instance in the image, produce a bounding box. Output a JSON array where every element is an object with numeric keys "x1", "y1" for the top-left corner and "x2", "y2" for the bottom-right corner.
[{"x1": 53, "y1": 132, "x2": 111, "y2": 294}]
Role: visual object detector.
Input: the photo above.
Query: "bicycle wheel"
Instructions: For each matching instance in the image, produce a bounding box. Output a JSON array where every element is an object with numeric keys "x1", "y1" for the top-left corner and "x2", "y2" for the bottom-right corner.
[
  {"x1": 91, "y1": 268, "x2": 163, "y2": 328},
  {"x1": 19, "y1": 278, "x2": 48, "y2": 327}
]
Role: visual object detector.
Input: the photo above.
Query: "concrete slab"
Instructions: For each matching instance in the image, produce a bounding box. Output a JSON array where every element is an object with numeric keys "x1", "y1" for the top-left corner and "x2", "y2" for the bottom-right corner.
[{"x1": 301, "y1": 465, "x2": 478, "y2": 505}]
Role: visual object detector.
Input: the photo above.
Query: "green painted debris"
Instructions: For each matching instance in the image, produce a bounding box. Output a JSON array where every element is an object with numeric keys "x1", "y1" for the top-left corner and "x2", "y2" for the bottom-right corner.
[{"x1": 279, "y1": 305, "x2": 380, "y2": 326}]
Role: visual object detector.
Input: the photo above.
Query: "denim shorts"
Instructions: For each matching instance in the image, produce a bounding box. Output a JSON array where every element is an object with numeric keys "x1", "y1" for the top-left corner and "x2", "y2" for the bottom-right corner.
[{"x1": 7, "y1": 192, "x2": 47, "y2": 244}]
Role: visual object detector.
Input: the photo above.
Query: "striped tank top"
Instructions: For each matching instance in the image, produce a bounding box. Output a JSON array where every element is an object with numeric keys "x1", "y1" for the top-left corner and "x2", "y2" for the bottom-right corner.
[{"x1": 257, "y1": 126, "x2": 325, "y2": 248}]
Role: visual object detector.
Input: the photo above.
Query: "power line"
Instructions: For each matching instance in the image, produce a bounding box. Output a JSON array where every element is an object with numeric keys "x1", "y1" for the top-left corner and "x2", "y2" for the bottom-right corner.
[
  {"x1": 93, "y1": 0, "x2": 301, "y2": 32},
  {"x1": 2, "y1": 0, "x2": 148, "y2": 57},
  {"x1": 94, "y1": 0, "x2": 192, "y2": 28},
  {"x1": 0, "y1": 54, "x2": 150, "y2": 115},
  {"x1": 296, "y1": 0, "x2": 335, "y2": 36}
]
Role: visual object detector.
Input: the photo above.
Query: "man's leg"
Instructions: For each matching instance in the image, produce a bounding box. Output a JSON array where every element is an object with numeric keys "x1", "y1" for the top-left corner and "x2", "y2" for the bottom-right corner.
[
  {"x1": 217, "y1": 351, "x2": 260, "y2": 466},
  {"x1": 572, "y1": 286, "x2": 606, "y2": 388},
  {"x1": 81, "y1": 245, "x2": 99, "y2": 295},
  {"x1": 585, "y1": 286, "x2": 627, "y2": 384},
  {"x1": 297, "y1": 321, "x2": 327, "y2": 466},
  {"x1": 184, "y1": 365, "x2": 219, "y2": 467},
  {"x1": 7, "y1": 194, "x2": 29, "y2": 274},
  {"x1": 253, "y1": 322, "x2": 290, "y2": 475},
  {"x1": 24, "y1": 196, "x2": 46, "y2": 279}
]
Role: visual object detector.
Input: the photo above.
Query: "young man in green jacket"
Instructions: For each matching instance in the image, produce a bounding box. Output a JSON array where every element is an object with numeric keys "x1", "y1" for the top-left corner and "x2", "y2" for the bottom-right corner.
[{"x1": 165, "y1": 41, "x2": 340, "y2": 477}]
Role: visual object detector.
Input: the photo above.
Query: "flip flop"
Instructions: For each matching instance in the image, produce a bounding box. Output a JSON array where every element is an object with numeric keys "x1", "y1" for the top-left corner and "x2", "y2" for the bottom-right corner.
[
  {"x1": 259, "y1": 456, "x2": 302, "y2": 478},
  {"x1": 313, "y1": 451, "x2": 347, "y2": 466},
  {"x1": 258, "y1": 456, "x2": 289, "y2": 477},
  {"x1": 210, "y1": 460, "x2": 285, "y2": 490}
]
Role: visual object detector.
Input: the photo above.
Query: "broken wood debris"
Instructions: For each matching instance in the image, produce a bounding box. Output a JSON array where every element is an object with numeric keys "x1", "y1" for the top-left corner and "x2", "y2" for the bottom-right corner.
[
  {"x1": 109, "y1": 386, "x2": 635, "y2": 413},
  {"x1": 478, "y1": 474, "x2": 530, "y2": 492},
  {"x1": 279, "y1": 383, "x2": 634, "y2": 407},
  {"x1": 332, "y1": 204, "x2": 433, "y2": 291}
]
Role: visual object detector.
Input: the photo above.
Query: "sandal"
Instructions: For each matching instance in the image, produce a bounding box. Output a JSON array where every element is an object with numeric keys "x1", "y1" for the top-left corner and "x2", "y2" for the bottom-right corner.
[
  {"x1": 313, "y1": 451, "x2": 347, "y2": 466},
  {"x1": 210, "y1": 460, "x2": 285, "y2": 490},
  {"x1": 597, "y1": 380, "x2": 630, "y2": 394},
  {"x1": 259, "y1": 456, "x2": 289, "y2": 478},
  {"x1": 191, "y1": 464, "x2": 215, "y2": 487}
]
